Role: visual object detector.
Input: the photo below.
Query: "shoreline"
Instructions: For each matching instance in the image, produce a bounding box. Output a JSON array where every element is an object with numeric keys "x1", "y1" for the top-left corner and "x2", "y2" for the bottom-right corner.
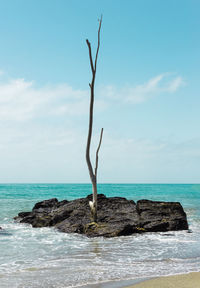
[
  {"x1": 124, "y1": 272, "x2": 200, "y2": 288},
  {"x1": 79, "y1": 277, "x2": 149, "y2": 288},
  {"x1": 79, "y1": 272, "x2": 200, "y2": 288}
]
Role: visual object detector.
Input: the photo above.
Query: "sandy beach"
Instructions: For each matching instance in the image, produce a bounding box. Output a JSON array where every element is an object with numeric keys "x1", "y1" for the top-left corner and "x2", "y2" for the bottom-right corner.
[{"x1": 125, "y1": 272, "x2": 200, "y2": 288}]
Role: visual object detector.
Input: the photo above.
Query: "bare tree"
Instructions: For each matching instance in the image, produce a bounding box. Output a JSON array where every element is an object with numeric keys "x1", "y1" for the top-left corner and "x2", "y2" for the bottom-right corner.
[{"x1": 86, "y1": 16, "x2": 103, "y2": 223}]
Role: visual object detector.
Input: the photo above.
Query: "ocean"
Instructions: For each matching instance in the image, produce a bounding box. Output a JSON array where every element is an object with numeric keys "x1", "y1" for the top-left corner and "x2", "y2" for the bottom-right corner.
[{"x1": 0, "y1": 183, "x2": 200, "y2": 288}]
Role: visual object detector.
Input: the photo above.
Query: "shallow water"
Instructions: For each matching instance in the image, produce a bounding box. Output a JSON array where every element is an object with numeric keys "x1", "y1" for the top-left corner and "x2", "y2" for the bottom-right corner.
[{"x1": 0, "y1": 184, "x2": 200, "y2": 288}]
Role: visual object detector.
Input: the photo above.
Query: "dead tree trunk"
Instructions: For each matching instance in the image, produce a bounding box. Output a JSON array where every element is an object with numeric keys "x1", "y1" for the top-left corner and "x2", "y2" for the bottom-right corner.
[{"x1": 86, "y1": 16, "x2": 103, "y2": 223}]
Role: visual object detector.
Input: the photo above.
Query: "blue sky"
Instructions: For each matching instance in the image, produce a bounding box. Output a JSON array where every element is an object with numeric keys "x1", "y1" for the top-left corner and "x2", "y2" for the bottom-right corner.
[{"x1": 0, "y1": 0, "x2": 199, "y2": 183}]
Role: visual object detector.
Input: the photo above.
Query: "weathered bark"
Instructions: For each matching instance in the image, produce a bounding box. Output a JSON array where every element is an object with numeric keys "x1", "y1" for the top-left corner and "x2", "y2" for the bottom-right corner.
[{"x1": 86, "y1": 16, "x2": 103, "y2": 222}]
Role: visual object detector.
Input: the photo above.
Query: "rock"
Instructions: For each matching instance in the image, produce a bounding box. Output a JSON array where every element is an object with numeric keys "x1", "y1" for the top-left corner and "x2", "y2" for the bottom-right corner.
[
  {"x1": 19, "y1": 212, "x2": 32, "y2": 218},
  {"x1": 14, "y1": 194, "x2": 189, "y2": 237},
  {"x1": 136, "y1": 199, "x2": 188, "y2": 232},
  {"x1": 33, "y1": 198, "x2": 58, "y2": 211},
  {"x1": 55, "y1": 195, "x2": 140, "y2": 237}
]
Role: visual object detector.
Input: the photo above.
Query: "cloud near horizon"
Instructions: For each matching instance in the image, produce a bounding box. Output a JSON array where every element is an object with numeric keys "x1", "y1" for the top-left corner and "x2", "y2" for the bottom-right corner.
[{"x1": 1, "y1": 128, "x2": 199, "y2": 183}]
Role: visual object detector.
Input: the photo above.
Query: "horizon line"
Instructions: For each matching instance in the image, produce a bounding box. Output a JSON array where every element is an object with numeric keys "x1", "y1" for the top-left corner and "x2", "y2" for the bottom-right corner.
[{"x1": 0, "y1": 182, "x2": 199, "y2": 185}]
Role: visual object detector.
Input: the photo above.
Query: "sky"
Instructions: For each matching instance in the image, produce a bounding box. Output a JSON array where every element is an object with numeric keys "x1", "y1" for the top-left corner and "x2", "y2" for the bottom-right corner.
[{"x1": 0, "y1": 0, "x2": 199, "y2": 183}]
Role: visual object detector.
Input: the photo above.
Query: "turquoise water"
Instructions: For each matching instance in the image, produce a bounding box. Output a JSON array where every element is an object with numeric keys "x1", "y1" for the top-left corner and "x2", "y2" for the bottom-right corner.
[{"x1": 0, "y1": 184, "x2": 200, "y2": 288}]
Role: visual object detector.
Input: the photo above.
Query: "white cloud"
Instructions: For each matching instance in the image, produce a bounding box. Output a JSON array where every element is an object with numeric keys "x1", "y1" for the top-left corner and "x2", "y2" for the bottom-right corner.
[
  {"x1": 0, "y1": 78, "x2": 91, "y2": 121},
  {"x1": 101, "y1": 73, "x2": 185, "y2": 104},
  {"x1": 0, "y1": 73, "x2": 184, "y2": 122},
  {"x1": 0, "y1": 76, "x2": 108, "y2": 182},
  {"x1": 0, "y1": 72, "x2": 198, "y2": 183},
  {"x1": 167, "y1": 76, "x2": 184, "y2": 92},
  {"x1": 0, "y1": 78, "x2": 109, "y2": 122}
]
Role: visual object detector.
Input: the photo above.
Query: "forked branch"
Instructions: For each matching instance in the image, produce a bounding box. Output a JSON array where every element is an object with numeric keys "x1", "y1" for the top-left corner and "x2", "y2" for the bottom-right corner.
[{"x1": 95, "y1": 128, "x2": 104, "y2": 178}]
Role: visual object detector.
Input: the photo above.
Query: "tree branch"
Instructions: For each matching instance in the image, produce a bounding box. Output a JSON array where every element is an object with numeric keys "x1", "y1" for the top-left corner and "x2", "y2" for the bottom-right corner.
[
  {"x1": 85, "y1": 17, "x2": 103, "y2": 222},
  {"x1": 95, "y1": 128, "x2": 103, "y2": 178},
  {"x1": 94, "y1": 15, "x2": 102, "y2": 72},
  {"x1": 86, "y1": 17, "x2": 103, "y2": 183},
  {"x1": 86, "y1": 39, "x2": 94, "y2": 74},
  {"x1": 86, "y1": 40, "x2": 95, "y2": 181},
  {"x1": 86, "y1": 82, "x2": 95, "y2": 181}
]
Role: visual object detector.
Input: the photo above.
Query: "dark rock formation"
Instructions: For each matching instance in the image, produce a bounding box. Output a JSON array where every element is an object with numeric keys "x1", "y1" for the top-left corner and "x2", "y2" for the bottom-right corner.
[
  {"x1": 33, "y1": 198, "x2": 59, "y2": 210},
  {"x1": 136, "y1": 200, "x2": 188, "y2": 232},
  {"x1": 14, "y1": 194, "x2": 188, "y2": 237}
]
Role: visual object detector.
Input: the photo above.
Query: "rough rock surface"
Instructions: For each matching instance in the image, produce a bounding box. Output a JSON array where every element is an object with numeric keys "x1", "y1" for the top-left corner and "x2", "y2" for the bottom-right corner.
[{"x1": 14, "y1": 194, "x2": 188, "y2": 237}]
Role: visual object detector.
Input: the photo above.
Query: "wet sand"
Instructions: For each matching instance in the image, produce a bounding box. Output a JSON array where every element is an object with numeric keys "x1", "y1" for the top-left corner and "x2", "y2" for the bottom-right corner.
[{"x1": 124, "y1": 272, "x2": 200, "y2": 288}]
